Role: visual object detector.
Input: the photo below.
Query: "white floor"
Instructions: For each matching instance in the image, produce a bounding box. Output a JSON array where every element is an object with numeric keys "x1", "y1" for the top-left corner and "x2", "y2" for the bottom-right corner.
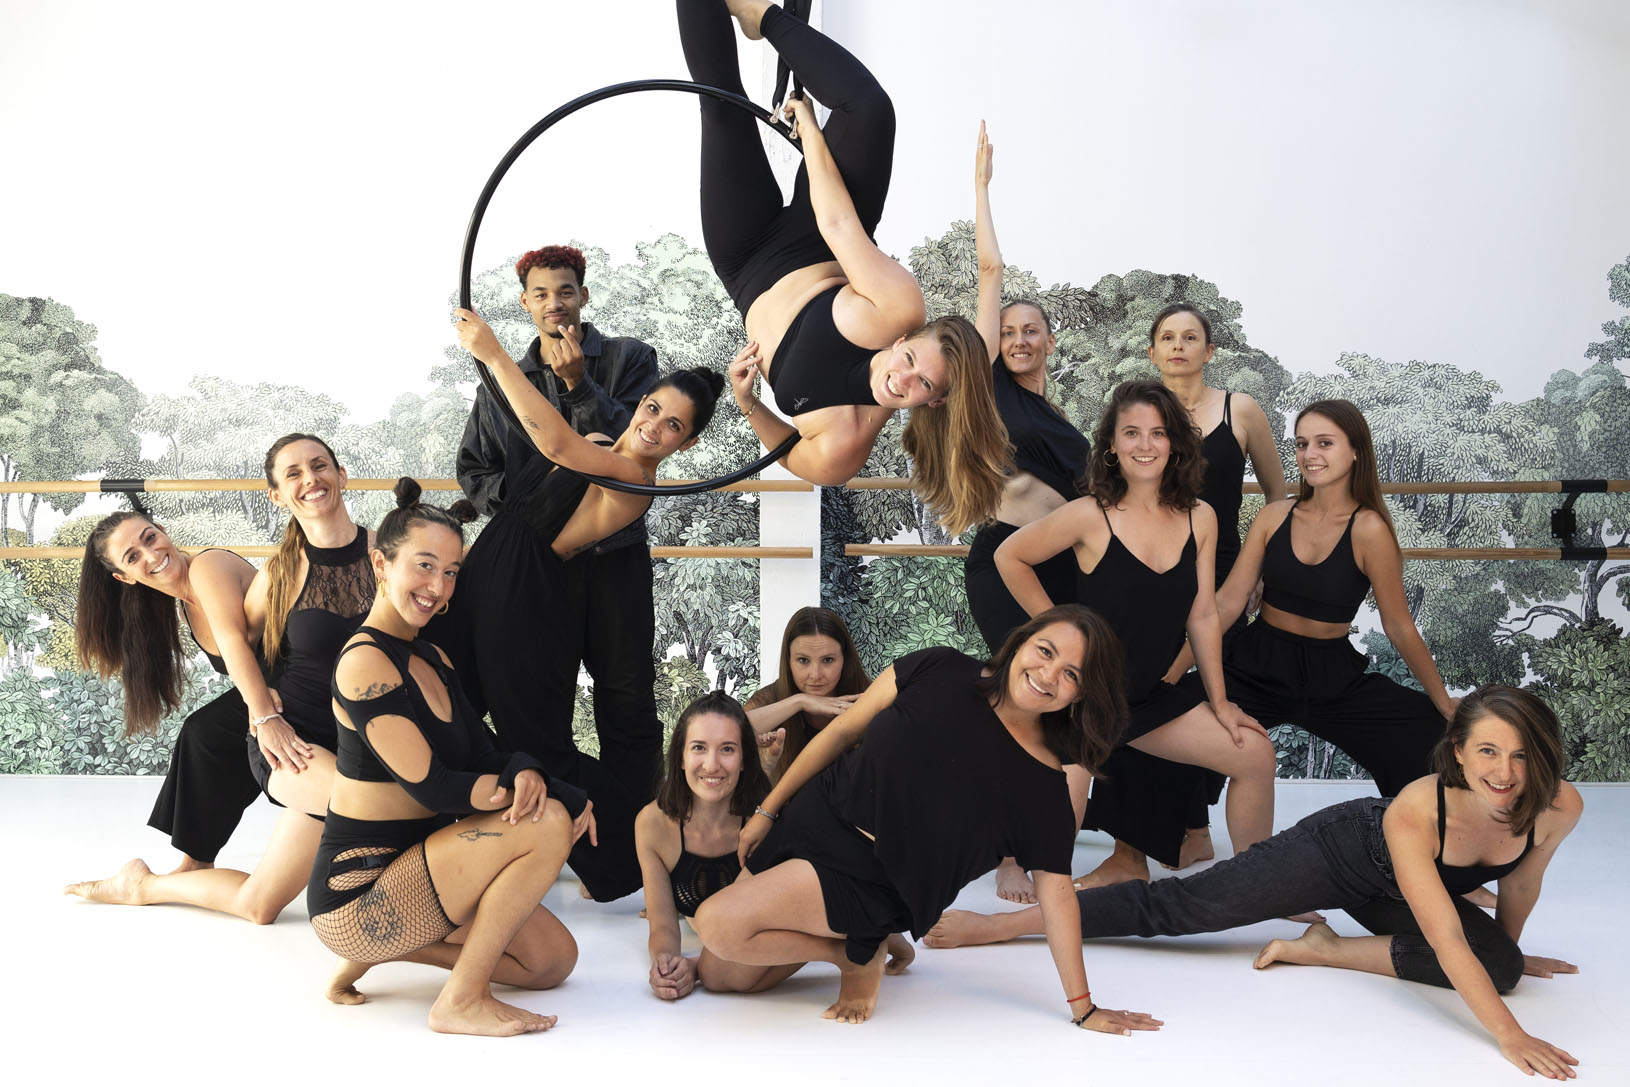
[{"x1": 5, "y1": 777, "x2": 1626, "y2": 1086}]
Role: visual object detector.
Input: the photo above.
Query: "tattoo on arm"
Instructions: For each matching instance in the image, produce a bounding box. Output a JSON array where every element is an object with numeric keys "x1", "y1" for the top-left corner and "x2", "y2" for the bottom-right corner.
[
  {"x1": 521, "y1": 414, "x2": 542, "y2": 433},
  {"x1": 351, "y1": 681, "x2": 398, "y2": 699},
  {"x1": 457, "y1": 828, "x2": 503, "y2": 842}
]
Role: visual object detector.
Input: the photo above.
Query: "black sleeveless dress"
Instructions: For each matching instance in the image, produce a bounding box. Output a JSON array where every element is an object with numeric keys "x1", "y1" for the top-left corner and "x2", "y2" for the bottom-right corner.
[{"x1": 1198, "y1": 392, "x2": 1246, "y2": 582}]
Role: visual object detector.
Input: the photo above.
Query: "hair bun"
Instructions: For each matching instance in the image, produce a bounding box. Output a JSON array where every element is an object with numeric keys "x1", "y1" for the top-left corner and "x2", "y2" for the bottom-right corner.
[
  {"x1": 447, "y1": 499, "x2": 480, "y2": 525},
  {"x1": 392, "y1": 476, "x2": 423, "y2": 509},
  {"x1": 691, "y1": 367, "x2": 726, "y2": 399}
]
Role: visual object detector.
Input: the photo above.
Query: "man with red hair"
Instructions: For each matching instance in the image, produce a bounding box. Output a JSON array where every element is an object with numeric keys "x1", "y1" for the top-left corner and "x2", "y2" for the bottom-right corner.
[{"x1": 456, "y1": 245, "x2": 663, "y2": 895}]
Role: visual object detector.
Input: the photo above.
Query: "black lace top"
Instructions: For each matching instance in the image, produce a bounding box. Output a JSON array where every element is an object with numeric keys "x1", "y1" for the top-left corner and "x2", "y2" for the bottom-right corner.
[{"x1": 270, "y1": 525, "x2": 374, "y2": 749}]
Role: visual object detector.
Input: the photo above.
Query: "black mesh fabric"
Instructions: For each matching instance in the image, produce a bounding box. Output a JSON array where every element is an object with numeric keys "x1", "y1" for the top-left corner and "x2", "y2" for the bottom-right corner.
[{"x1": 311, "y1": 841, "x2": 456, "y2": 964}]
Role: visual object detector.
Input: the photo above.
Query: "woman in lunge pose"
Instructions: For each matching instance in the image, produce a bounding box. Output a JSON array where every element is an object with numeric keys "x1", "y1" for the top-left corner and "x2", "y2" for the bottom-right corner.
[
  {"x1": 312, "y1": 480, "x2": 593, "y2": 1036},
  {"x1": 995, "y1": 380, "x2": 1277, "y2": 878},
  {"x1": 692, "y1": 605, "x2": 1161, "y2": 1035},
  {"x1": 447, "y1": 308, "x2": 723, "y2": 902},
  {"x1": 684, "y1": 0, "x2": 1009, "y2": 535},
  {"x1": 928, "y1": 685, "x2": 1582, "y2": 1079},
  {"x1": 742, "y1": 606, "x2": 870, "y2": 782},
  {"x1": 67, "y1": 434, "x2": 369, "y2": 923}
]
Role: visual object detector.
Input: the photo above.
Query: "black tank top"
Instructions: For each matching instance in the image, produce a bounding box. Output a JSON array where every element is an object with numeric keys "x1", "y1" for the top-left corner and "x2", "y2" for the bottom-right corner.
[
  {"x1": 1198, "y1": 393, "x2": 1246, "y2": 573},
  {"x1": 270, "y1": 525, "x2": 374, "y2": 748},
  {"x1": 1260, "y1": 507, "x2": 1370, "y2": 623},
  {"x1": 993, "y1": 359, "x2": 1089, "y2": 505},
  {"x1": 183, "y1": 548, "x2": 256, "y2": 677},
  {"x1": 669, "y1": 817, "x2": 744, "y2": 918},
  {"x1": 766, "y1": 285, "x2": 876, "y2": 416},
  {"x1": 1075, "y1": 506, "x2": 1198, "y2": 700},
  {"x1": 1433, "y1": 777, "x2": 1535, "y2": 894},
  {"x1": 508, "y1": 439, "x2": 648, "y2": 554}
]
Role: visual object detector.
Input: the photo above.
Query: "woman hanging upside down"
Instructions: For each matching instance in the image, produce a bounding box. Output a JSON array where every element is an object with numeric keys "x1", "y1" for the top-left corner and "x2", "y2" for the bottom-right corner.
[
  {"x1": 681, "y1": 0, "x2": 1009, "y2": 535},
  {"x1": 926, "y1": 685, "x2": 1582, "y2": 1080}
]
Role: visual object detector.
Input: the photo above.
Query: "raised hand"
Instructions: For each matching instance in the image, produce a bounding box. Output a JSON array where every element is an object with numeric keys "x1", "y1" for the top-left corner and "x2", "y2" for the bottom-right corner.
[
  {"x1": 454, "y1": 308, "x2": 506, "y2": 367},
  {"x1": 730, "y1": 340, "x2": 764, "y2": 411},
  {"x1": 546, "y1": 323, "x2": 585, "y2": 387},
  {"x1": 975, "y1": 120, "x2": 993, "y2": 187}
]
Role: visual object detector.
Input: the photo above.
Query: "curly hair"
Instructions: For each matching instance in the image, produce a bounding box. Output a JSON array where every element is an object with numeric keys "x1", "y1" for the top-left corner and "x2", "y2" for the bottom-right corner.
[
  {"x1": 515, "y1": 245, "x2": 586, "y2": 288},
  {"x1": 1082, "y1": 380, "x2": 1205, "y2": 510}
]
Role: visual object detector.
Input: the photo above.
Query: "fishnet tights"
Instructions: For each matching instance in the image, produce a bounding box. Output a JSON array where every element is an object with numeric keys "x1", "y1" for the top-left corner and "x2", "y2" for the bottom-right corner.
[{"x1": 311, "y1": 842, "x2": 456, "y2": 964}]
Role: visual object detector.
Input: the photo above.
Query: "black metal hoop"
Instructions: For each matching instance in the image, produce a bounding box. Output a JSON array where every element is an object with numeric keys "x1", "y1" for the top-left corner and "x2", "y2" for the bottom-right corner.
[{"x1": 458, "y1": 79, "x2": 803, "y2": 497}]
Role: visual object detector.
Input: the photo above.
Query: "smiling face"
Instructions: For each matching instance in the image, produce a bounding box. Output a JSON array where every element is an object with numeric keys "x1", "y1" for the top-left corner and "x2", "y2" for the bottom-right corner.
[
  {"x1": 871, "y1": 335, "x2": 949, "y2": 410},
  {"x1": 1000, "y1": 303, "x2": 1054, "y2": 380},
  {"x1": 520, "y1": 264, "x2": 587, "y2": 341},
  {"x1": 268, "y1": 439, "x2": 347, "y2": 519},
  {"x1": 1146, "y1": 310, "x2": 1214, "y2": 379},
  {"x1": 1004, "y1": 621, "x2": 1087, "y2": 715},
  {"x1": 372, "y1": 522, "x2": 462, "y2": 630},
  {"x1": 788, "y1": 633, "x2": 844, "y2": 698},
  {"x1": 621, "y1": 386, "x2": 700, "y2": 460},
  {"x1": 1454, "y1": 714, "x2": 1528, "y2": 810},
  {"x1": 1293, "y1": 412, "x2": 1357, "y2": 492},
  {"x1": 1111, "y1": 401, "x2": 1172, "y2": 481},
  {"x1": 681, "y1": 711, "x2": 744, "y2": 803},
  {"x1": 104, "y1": 517, "x2": 185, "y2": 593}
]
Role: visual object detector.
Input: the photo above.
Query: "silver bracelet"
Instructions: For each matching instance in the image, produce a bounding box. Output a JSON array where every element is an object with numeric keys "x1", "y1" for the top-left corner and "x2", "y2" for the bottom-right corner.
[
  {"x1": 753, "y1": 805, "x2": 778, "y2": 822},
  {"x1": 250, "y1": 712, "x2": 283, "y2": 729}
]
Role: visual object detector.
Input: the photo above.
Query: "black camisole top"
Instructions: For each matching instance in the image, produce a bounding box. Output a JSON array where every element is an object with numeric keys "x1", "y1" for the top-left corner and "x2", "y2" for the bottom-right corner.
[
  {"x1": 269, "y1": 525, "x2": 374, "y2": 749},
  {"x1": 1432, "y1": 777, "x2": 1535, "y2": 894},
  {"x1": 1075, "y1": 506, "x2": 1198, "y2": 700},
  {"x1": 184, "y1": 548, "x2": 256, "y2": 677},
  {"x1": 1198, "y1": 393, "x2": 1246, "y2": 574},
  {"x1": 1260, "y1": 507, "x2": 1370, "y2": 624},
  {"x1": 669, "y1": 818, "x2": 744, "y2": 918},
  {"x1": 766, "y1": 285, "x2": 875, "y2": 416},
  {"x1": 992, "y1": 359, "x2": 1089, "y2": 506}
]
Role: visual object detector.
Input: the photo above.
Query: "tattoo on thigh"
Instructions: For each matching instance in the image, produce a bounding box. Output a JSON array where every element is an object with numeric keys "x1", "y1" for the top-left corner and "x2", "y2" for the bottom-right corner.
[
  {"x1": 457, "y1": 828, "x2": 503, "y2": 842},
  {"x1": 354, "y1": 885, "x2": 402, "y2": 945}
]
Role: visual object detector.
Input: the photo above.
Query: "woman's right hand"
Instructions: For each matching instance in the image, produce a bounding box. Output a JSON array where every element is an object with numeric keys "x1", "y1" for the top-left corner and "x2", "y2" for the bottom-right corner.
[
  {"x1": 975, "y1": 120, "x2": 993, "y2": 187},
  {"x1": 453, "y1": 308, "x2": 505, "y2": 366},
  {"x1": 570, "y1": 801, "x2": 597, "y2": 848},
  {"x1": 730, "y1": 341, "x2": 763, "y2": 410},
  {"x1": 649, "y1": 953, "x2": 698, "y2": 1001},
  {"x1": 738, "y1": 810, "x2": 774, "y2": 865},
  {"x1": 1497, "y1": 1029, "x2": 1578, "y2": 1079},
  {"x1": 781, "y1": 95, "x2": 820, "y2": 144},
  {"x1": 800, "y1": 692, "x2": 860, "y2": 717},
  {"x1": 1076, "y1": 1004, "x2": 1165, "y2": 1037},
  {"x1": 255, "y1": 713, "x2": 314, "y2": 773}
]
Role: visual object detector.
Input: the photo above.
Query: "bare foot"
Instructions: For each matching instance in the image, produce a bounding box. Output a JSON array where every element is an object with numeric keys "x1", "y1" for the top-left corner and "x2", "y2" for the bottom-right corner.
[
  {"x1": 883, "y1": 933, "x2": 915, "y2": 975},
  {"x1": 578, "y1": 882, "x2": 592, "y2": 900},
  {"x1": 168, "y1": 856, "x2": 214, "y2": 874},
  {"x1": 325, "y1": 958, "x2": 371, "y2": 1005},
  {"x1": 64, "y1": 858, "x2": 153, "y2": 905},
  {"x1": 725, "y1": 0, "x2": 769, "y2": 39},
  {"x1": 923, "y1": 909, "x2": 1013, "y2": 950},
  {"x1": 824, "y1": 948, "x2": 884, "y2": 1024},
  {"x1": 995, "y1": 858, "x2": 1037, "y2": 903},
  {"x1": 1071, "y1": 852, "x2": 1149, "y2": 892},
  {"x1": 638, "y1": 906, "x2": 648, "y2": 919},
  {"x1": 1253, "y1": 921, "x2": 1340, "y2": 970},
  {"x1": 1285, "y1": 910, "x2": 1327, "y2": 924},
  {"x1": 1463, "y1": 886, "x2": 1498, "y2": 910},
  {"x1": 1162, "y1": 827, "x2": 1215, "y2": 871},
  {"x1": 428, "y1": 990, "x2": 557, "y2": 1037}
]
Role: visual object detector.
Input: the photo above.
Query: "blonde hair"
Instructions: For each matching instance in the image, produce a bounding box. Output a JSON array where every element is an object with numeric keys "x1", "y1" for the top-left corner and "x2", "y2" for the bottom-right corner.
[{"x1": 900, "y1": 315, "x2": 1012, "y2": 536}]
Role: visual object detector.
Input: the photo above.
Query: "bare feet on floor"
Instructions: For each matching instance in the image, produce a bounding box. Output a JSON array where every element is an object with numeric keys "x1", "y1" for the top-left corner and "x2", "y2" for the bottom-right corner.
[
  {"x1": 1162, "y1": 827, "x2": 1215, "y2": 871},
  {"x1": 883, "y1": 932, "x2": 915, "y2": 975},
  {"x1": 1253, "y1": 920, "x2": 1340, "y2": 970},
  {"x1": 995, "y1": 858, "x2": 1037, "y2": 903},
  {"x1": 428, "y1": 991, "x2": 557, "y2": 1037},
  {"x1": 824, "y1": 948, "x2": 885, "y2": 1024},
  {"x1": 1071, "y1": 851, "x2": 1149, "y2": 892},
  {"x1": 64, "y1": 858, "x2": 153, "y2": 905},
  {"x1": 725, "y1": 0, "x2": 769, "y2": 40},
  {"x1": 325, "y1": 958, "x2": 371, "y2": 1005},
  {"x1": 923, "y1": 909, "x2": 1011, "y2": 950}
]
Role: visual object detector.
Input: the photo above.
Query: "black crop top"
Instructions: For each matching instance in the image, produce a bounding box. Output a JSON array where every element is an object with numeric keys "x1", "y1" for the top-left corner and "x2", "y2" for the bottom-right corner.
[
  {"x1": 330, "y1": 626, "x2": 586, "y2": 818},
  {"x1": 669, "y1": 818, "x2": 743, "y2": 918},
  {"x1": 992, "y1": 359, "x2": 1089, "y2": 504},
  {"x1": 1260, "y1": 507, "x2": 1370, "y2": 624},
  {"x1": 766, "y1": 285, "x2": 876, "y2": 416},
  {"x1": 1433, "y1": 777, "x2": 1534, "y2": 895}
]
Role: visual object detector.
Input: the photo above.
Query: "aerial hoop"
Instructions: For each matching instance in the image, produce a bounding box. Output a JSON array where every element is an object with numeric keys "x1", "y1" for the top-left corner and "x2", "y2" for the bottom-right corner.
[{"x1": 459, "y1": 79, "x2": 803, "y2": 497}]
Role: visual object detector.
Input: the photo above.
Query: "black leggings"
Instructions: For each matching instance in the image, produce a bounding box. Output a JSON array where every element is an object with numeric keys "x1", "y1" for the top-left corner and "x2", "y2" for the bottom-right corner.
[{"x1": 678, "y1": 0, "x2": 895, "y2": 314}]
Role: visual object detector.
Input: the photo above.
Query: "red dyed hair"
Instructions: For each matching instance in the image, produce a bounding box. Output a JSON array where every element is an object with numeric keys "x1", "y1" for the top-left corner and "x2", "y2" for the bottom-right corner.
[{"x1": 515, "y1": 245, "x2": 586, "y2": 288}]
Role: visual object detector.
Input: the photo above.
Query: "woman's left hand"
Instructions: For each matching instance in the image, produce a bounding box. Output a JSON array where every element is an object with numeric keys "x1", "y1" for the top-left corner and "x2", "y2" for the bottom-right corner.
[
  {"x1": 570, "y1": 801, "x2": 597, "y2": 847},
  {"x1": 1076, "y1": 1004, "x2": 1165, "y2": 1036},
  {"x1": 453, "y1": 308, "x2": 504, "y2": 366},
  {"x1": 730, "y1": 341, "x2": 764, "y2": 409},
  {"x1": 1522, "y1": 954, "x2": 1579, "y2": 979},
  {"x1": 1213, "y1": 701, "x2": 1270, "y2": 748},
  {"x1": 1437, "y1": 695, "x2": 1463, "y2": 721},
  {"x1": 738, "y1": 810, "x2": 773, "y2": 865},
  {"x1": 781, "y1": 95, "x2": 819, "y2": 142},
  {"x1": 500, "y1": 769, "x2": 546, "y2": 824}
]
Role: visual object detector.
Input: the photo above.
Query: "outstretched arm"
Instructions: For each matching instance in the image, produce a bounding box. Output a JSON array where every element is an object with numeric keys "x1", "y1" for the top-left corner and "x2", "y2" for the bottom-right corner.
[
  {"x1": 636, "y1": 805, "x2": 698, "y2": 1000},
  {"x1": 1035, "y1": 872, "x2": 1163, "y2": 1035},
  {"x1": 973, "y1": 122, "x2": 1002, "y2": 363}
]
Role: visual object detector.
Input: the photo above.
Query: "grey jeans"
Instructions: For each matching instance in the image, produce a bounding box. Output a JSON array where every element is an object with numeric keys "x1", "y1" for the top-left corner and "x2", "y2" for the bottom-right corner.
[{"x1": 1076, "y1": 798, "x2": 1525, "y2": 991}]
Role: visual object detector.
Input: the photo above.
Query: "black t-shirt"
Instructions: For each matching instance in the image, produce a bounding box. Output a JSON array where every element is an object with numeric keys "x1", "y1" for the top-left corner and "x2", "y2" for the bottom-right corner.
[{"x1": 826, "y1": 647, "x2": 1076, "y2": 937}]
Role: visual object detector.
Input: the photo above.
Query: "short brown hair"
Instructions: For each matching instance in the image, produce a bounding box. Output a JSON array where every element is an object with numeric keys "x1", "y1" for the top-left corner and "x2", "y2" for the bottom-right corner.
[{"x1": 1432, "y1": 685, "x2": 1565, "y2": 838}]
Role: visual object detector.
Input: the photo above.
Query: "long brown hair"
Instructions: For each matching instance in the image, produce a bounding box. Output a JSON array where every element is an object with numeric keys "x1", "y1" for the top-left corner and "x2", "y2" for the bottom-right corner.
[
  {"x1": 260, "y1": 433, "x2": 341, "y2": 665},
  {"x1": 1293, "y1": 399, "x2": 1394, "y2": 534},
  {"x1": 1083, "y1": 380, "x2": 1205, "y2": 510},
  {"x1": 76, "y1": 512, "x2": 184, "y2": 736},
  {"x1": 1432, "y1": 685, "x2": 1565, "y2": 838},
  {"x1": 755, "y1": 607, "x2": 870, "y2": 782},
  {"x1": 900, "y1": 314, "x2": 1012, "y2": 536},
  {"x1": 972, "y1": 604, "x2": 1127, "y2": 775},
  {"x1": 654, "y1": 691, "x2": 770, "y2": 823}
]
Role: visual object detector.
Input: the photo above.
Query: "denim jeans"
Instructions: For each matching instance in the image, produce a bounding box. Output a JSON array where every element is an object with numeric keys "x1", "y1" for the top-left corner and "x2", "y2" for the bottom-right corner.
[{"x1": 1076, "y1": 798, "x2": 1524, "y2": 991}]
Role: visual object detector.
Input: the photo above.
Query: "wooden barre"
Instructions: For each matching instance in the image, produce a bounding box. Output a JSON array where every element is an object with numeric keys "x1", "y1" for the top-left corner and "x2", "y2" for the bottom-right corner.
[
  {"x1": 844, "y1": 545, "x2": 1630, "y2": 561},
  {"x1": 0, "y1": 477, "x2": 815, "y2": 495},
  {"x1": 847, "y1": 480, "x2": 1630, "y2": 495},
  {"x1": 0, "y1": 545, "x2": 814, "y2": 560}
]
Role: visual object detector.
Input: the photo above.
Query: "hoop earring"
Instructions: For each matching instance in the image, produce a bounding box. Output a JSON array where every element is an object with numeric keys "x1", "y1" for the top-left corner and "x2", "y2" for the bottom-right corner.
[
  {"x1": 437, "y1": 600, "x2": 450, "y2": 616},
  {"x1": 1169, "y1": 451, "x2": 1181, "y2": 466},
  {"x1": 1101, "y1": 449, "x2": 1119, "y2": 467}
]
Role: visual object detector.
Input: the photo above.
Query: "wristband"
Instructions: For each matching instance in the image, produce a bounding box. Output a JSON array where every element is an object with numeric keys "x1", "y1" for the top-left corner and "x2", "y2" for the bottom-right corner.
[
  {"x1": 753, "y1": 805, "x2": 779, "y2": 822},
  {"x1": 1065, "y1": 991, "x2": 1092, "y2": 1004},
  {"x1": 1072, "y1": 1004, "x2": 1099, "y2": 1027}
]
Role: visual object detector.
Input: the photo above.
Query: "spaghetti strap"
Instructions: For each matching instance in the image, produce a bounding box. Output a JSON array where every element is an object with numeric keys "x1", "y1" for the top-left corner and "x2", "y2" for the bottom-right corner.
[
  {"x1": 1435, "y1": 776, "x2": 1447, "y2": 860},
  {"x1": 1222, "y1": 390, "x2": 1233, "y2": 427},
  {"x1": 678, "y1": 819, "x2": 687, "y2": 852},
  {"x1": 1099, "y1": 503, "x2": 1114, "y2": 534}
]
